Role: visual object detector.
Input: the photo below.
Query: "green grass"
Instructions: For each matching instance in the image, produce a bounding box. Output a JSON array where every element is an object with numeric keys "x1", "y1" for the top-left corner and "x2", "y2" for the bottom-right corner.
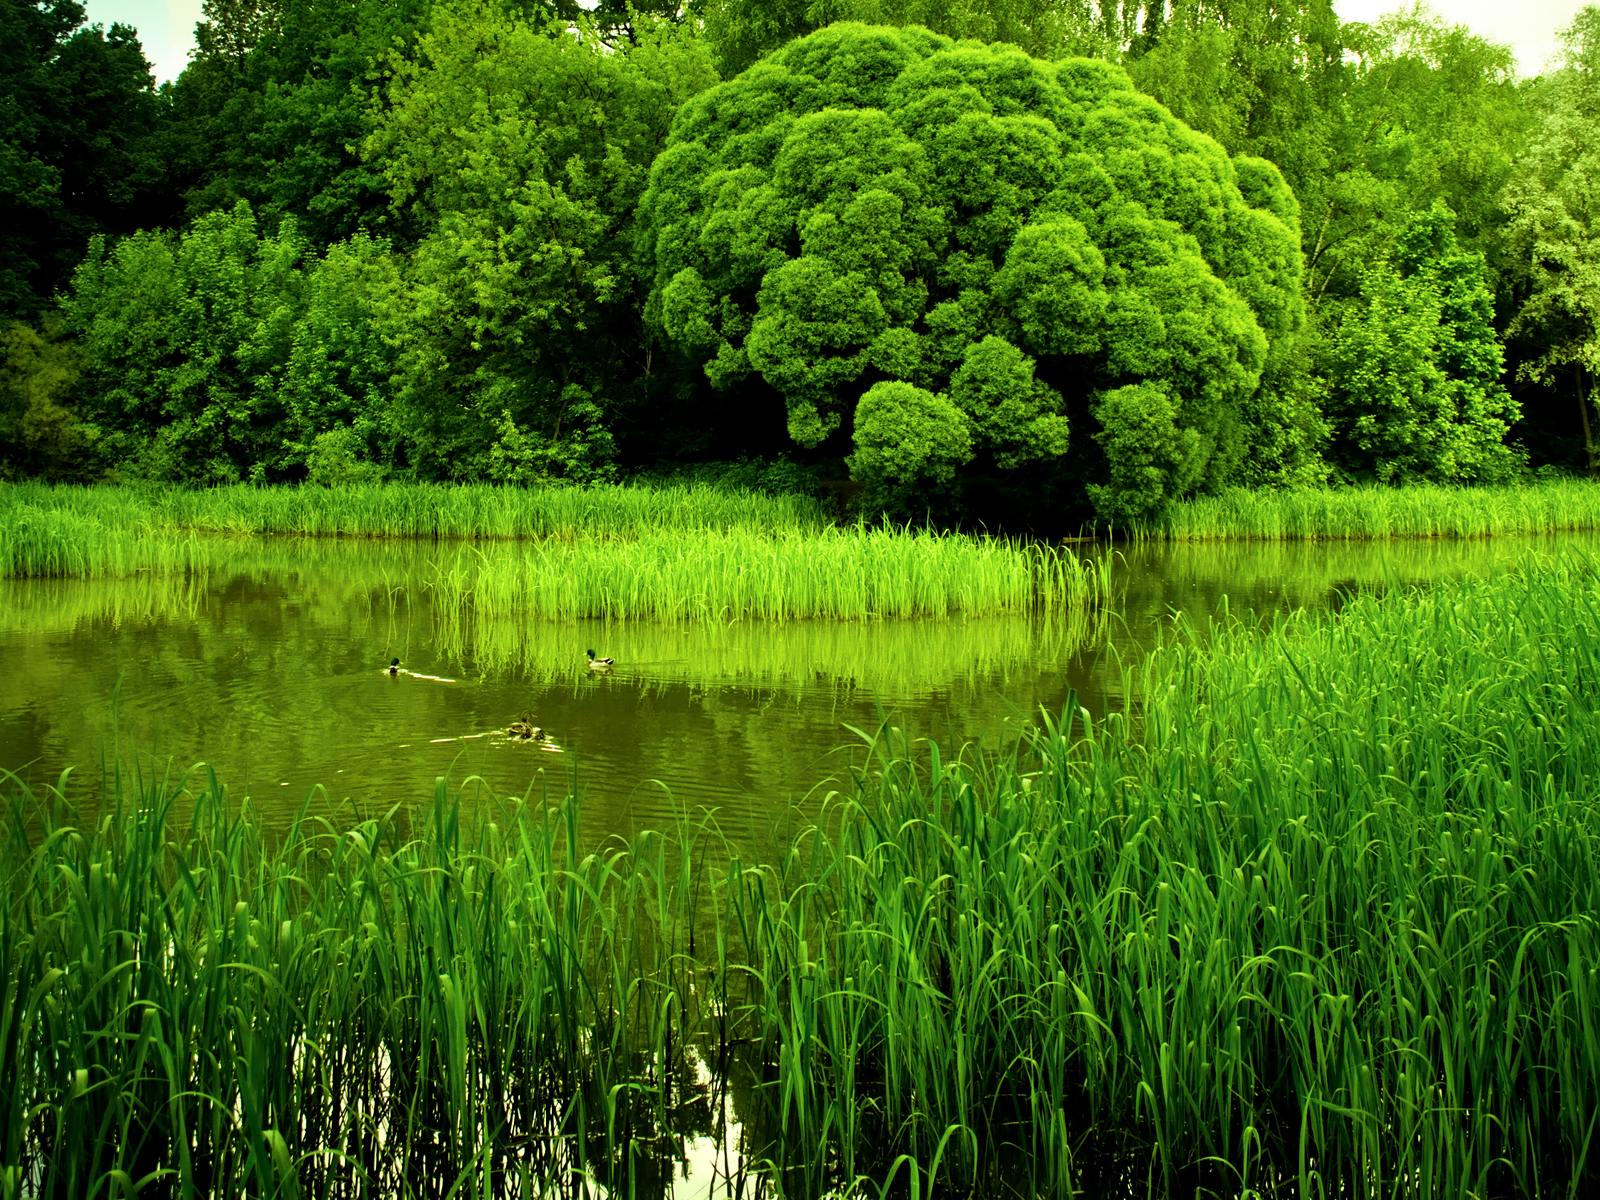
[
  {"x1": 0, "y1": 485, "x2": 1107, "y2": 624},
  {"x1": 0, "y1": 480, "x2": 831, "y2": 578},
  {"x1": 1149, "y1": 479, "x2": 1600, "y2": 540},
  {"x1": 5, "y1": 554, "x2": 1600, "y2": 1196},
  {"x1": 428, "y1": 526, "x2": 1107, "y2": 623}
]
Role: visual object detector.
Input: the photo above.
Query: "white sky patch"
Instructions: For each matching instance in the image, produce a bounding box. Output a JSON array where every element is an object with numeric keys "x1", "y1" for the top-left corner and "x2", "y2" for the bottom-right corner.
[
  {"x1": 80, "y1": 0, "x2": 201, "y2": 83},
  {"x1": 1327, "y1": 0, "x2": 1584, "y2": 76}
]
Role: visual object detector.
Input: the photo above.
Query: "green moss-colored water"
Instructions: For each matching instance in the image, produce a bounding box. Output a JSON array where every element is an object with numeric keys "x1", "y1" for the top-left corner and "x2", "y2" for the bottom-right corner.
[{"x1": 2, "y1": 530, "x2": 1594, "y2": 844}]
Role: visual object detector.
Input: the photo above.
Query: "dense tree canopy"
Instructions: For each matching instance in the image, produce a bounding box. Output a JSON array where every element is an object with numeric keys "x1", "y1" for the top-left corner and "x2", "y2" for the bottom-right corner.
[
  {"x1": 0, "y1": 0, "x2": 1589, "y2": 517},
  {"x1": 640, "y1": 23, "x2": 1306, "y2": 519},
  {"x1": 0, "y1": 0, "x2": 175, "y2": 317},
  {"x1": 1504, "y1": 7, "x2": 1600, "y2": 473}
]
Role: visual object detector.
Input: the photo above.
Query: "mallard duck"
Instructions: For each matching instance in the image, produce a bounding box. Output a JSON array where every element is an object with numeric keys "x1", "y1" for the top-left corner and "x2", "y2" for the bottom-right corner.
[
  {"x1": 586, "y1": 649, "x2": 614, "y2": 670},
  {"x1": 387, "y1": 657, "x2": 401, "y2": 675},
  {"x1": 507, "y1": 710, "x2": 544, "y2": 741}
]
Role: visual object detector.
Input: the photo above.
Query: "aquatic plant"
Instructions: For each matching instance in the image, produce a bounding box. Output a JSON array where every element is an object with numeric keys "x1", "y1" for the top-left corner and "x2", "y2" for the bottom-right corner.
[
  {"x1": 0, "y1": 479, "x2": 829, "y2": 557},
  {"x1": 1149, "y1": 478, "x2": 1600, "y2": 540},
  {"x1": 4, "y1": 554, "x2": 1600, "y2": 1196},
  {"x1": 426, "y1": 526, "x2": 1107, "y2": 623}
]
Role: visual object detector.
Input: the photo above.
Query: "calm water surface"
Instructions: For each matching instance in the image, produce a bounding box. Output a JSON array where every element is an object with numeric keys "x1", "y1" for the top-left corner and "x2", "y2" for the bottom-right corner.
[{"x1": 2, "y1": 532, "x2": 1590, "y2": 845}]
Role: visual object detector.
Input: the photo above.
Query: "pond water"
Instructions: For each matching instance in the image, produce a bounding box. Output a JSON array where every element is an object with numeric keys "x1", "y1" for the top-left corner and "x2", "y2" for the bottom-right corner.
[{"x1": 2, "y1": 532, "x2": 1591, "y2": 847}]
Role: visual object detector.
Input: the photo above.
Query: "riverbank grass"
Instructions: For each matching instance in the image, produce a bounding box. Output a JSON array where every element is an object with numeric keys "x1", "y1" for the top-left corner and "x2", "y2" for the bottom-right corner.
[
  {"x1": 0, "y1": 478, "x2": 828, "y2": 550},
  {"x1": 5, "y1": 551, "x2": 1598, "y2": 1196},
  {"x1": 1152, "y1": 477, "x2": 1600, "y2": 539},
  {"x1": 0, "y1": 482, "x2": 1107, "y2": 619}
]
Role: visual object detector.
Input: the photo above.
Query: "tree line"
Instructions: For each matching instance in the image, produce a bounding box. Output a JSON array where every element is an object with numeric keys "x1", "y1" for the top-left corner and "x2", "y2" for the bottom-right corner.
[{"x1": 1, "y1": 0, "x2": 1595, "y2": 527}]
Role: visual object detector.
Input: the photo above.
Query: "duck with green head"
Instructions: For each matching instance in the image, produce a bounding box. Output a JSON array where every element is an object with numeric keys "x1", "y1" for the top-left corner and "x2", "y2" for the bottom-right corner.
[
  {"x1": 587, "y1": 649, "x2": 614, "y2": 670},
  {"x1": 387, "y1": 657, "x2": 401, "y2": 675}
]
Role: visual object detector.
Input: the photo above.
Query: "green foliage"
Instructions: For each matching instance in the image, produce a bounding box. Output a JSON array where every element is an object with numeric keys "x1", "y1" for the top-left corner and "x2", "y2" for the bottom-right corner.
[
  {"x1": 0, "y1": 0, "x2": 174, "y2": 317},
  {"x1": 304, "y1": 426, "x2": 384, "y2": 486},
  {"x1": 641, "y1": 24, "x2": 1304, "y2": 522},
  {"x1": 1125, "y1": 0, "x2": 1344, "y2": 196},
  {"x1": 946, "y1": 335, "x2": 1069, "y2": 468},
  {"x1": 365, "y1": 0, "x2": 718, "y2": 481},
  {"x1": 1305, "y1": 10, "x2": 1526, "y2": 303},
  {"x1": 848, "y1": 380, "x2": 973, "y2": 488},
  {"x1": 166, "y1": 0, "x2": 431, "y2": 243},
  {"x1": 697, "y1": 0, "x2": 1116, "y2": 76},
  {"x1": 63, "y1": 203, "x2": 305, "y2": 483},
  {"x1": 0, "y1": 317, "x2": 85, "y2": 480},
  {"x1": 1087, "y1": 380, "x2": 1199, "y2": 522},
  {"x1": 1504, "y1": 6, "x2": 1600, "y2": 474},
  {"x1": 63, "y1": 203, "x2": 402, "y2": 484},
  {"x1": 1327, "y1": 203, "x2": 1521, "y2": 483}
]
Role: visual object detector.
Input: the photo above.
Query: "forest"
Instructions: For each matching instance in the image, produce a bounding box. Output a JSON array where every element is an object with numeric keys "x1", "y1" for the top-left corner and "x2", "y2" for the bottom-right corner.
[{"x1": 0, "y1": 0, "x2": 1595, "y2": 526}]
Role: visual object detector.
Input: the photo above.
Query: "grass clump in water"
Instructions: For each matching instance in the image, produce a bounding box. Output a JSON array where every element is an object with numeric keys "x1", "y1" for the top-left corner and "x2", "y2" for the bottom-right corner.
[
  {"x1": 428, "y1": 526, "x2": 1108, "y2": 622},
  {"x1": 1147, "y1": 478, "x2": 1600, "y2": 540},
  {"x1": 5, "y1": 554, "x2": 1600, "y2": 1196}
]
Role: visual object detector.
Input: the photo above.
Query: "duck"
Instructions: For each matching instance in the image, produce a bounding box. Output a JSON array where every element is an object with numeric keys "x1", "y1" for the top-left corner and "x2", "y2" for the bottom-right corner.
[
  {"x1": 586, "y1": 649, "x2": 614, "y2": 670},
  {"x1": 507, "y1": 711, "x2": 545, "y2": 741},
  {"x1": 387, "y1": 657, "x2": 401, "y2": 675}
]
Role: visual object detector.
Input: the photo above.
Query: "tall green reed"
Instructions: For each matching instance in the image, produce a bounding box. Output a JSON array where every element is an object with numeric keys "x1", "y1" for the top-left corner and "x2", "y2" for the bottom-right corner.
[
  {"x1": 7, "y1": 554, "x2": 1600, "y2": 1197},
  {"x1": 0, "y1": 480, "x2": 828, "y2": 553},
  {"x1": 718, "y1": 552, "x2": 1600, "y2": 1197},
  {"x1": 0, "y1": 766, "x2": 719, "y2": 1199},
  {"x1": 1147, "y1": 479, "x2": 1600, "y2": 541},
  {"x1": 426, "y1": 527, "x2": 1106, "y2": 623}
]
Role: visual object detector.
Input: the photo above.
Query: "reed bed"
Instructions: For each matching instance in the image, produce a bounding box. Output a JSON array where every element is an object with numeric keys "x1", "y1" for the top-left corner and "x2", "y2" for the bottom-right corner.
[
  {"x1": 1150, "y1": 478, "x2": 1600, "y2": 540},
  {"x1": 427, "y1": 527, "x2": 1107, "y2": 622},
  {"x1": 6, "y1": 554, "x2": 1600, "y2": 1196},
  {"x1": 0, "y1": 480, "x2": 830, "y2": 577}
]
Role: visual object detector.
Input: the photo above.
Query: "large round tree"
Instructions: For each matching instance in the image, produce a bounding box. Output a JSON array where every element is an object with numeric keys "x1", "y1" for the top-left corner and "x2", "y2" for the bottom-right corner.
[{"x1": 638, "y1": 23, "x2": 1308, "y2": 522}]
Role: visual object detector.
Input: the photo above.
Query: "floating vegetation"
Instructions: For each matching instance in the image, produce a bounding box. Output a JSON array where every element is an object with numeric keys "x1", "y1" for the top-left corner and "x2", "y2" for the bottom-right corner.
[
  {"x1": 1147, "y1": 478, "x2": 1600, "y2": 540},
  {"x1": 5, "y1": 553, "x2": 1599, "y2": 1196}
]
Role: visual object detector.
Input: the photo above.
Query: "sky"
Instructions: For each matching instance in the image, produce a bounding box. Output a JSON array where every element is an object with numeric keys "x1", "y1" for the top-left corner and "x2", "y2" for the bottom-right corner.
[{"x1": 82, "y1": 0, "x2": 1591, "y2": 84}]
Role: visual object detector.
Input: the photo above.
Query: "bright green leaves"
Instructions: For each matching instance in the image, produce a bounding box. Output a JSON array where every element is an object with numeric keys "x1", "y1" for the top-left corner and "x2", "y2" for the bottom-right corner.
[
  {"x1": 1088, "y1": 382, "x2": 1202, "y2": 524},
  {"x1": 1504, "y1": 8, "x2": 1600, "y2": 473},
  {"x1": 1327, "y1": 204, "x2": 1519, "y2": 484},
  {"x1": 848, "y1": 380, "x2": 973, "y2": 487},
  {"x1": 0, "y1": 317, "x2": 84, "y2": 480},
  {"x1": 747, "y1": 257, "x2": 889, "y2": 445},
  {"x1": 365, "y1": 1, "x2": 718, "y2": 480},
  {"x1": 992, "y1": 215, "x2": 1106, "y2": 357},
  {"x1": 63, "y1": 202, "x2": 403, "y2": 484},
  {"x1": 641, "y1": 22, "x2": 1303, "y2": 522},
  {"x1": 948, "y1": 337, "x2": 1069, "y2": 469}
]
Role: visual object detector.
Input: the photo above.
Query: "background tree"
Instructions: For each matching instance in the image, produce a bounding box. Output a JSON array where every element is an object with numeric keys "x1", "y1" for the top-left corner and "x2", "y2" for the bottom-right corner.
[
  {"x1": 696, "y1": 0, "x2": 1116, "y2": 77},
  {"x1": 63, "y1": 202, "x2": 404, "y2": 484},
  {"x1": 0, "y1": 317, "x2": 85, "y2": 478},
  {"x1": 1503, "y1": 6, "x2": 1600, "y2": 475},
  {"x1": 0, "y1": 0, "x2": 175, "y2": 318},
  {"x1": 166, "y1": 0, "x2": 432, "y2": 244},
  {"x1": 640, "y1": 24, "x2": 1306, "y2": 523},
  {"x1": 364, "y1": 0, "x2": 718, "y2": 481},
  {"x1": 1325, "y1": 202, "x2": 1520, "y2": 482}
]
